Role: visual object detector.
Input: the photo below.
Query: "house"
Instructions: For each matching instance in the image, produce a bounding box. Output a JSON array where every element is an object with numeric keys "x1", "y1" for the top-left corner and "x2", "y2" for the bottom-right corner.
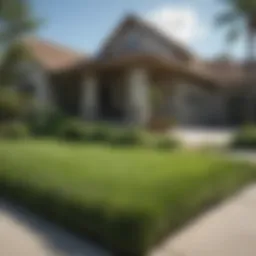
[{"x1": 21, "y1": 15, "x2": 255, "y2": 128}]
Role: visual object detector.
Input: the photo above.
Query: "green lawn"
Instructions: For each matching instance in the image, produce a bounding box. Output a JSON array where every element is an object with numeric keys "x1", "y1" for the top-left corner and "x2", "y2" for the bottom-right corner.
[{"x1": 0, "y1": 140, "x2": 256, "y2": 255}]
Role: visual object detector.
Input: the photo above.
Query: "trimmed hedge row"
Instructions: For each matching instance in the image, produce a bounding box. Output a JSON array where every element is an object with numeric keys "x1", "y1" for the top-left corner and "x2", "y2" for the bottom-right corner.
[
  {"x1": 0, "y1": 114, "x2": 178, "y2": 151},
  {"x1": 232, "y1": 126, "x2": 256, "y2": 149},
  {"x1": 1, "y1": 141, "x2": 256, "y2": 255},
  {"x1": 0, "y1": 122, "x2": 30, "y2": 139},
  {"x1": 0, "y1": 179, "x2": 153, "y2": 255},
  {"x1": 58, "y1": 119, "x2": 178, "y2": 149},
  {"x1": 58, "y1": 119, "x2": 144, "y2": 146}
]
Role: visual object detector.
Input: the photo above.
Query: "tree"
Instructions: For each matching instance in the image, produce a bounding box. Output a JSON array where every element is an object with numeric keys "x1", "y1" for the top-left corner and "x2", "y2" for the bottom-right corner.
[
  {"x1": 0, "y1": 0, "x2": 39, "y2": 86},
  {"x1": 0, "y1": 0, "x2": 39, "y2": 122},
  {"x1": 215, "y1": 0, "x2": 256, "y2": 123}
]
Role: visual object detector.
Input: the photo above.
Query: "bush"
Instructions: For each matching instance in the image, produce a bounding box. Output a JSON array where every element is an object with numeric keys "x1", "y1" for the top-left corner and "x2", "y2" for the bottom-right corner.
[
  {"x1": 1, "y1": 141, "x2": 256, "y2": 255},
  {"x1": 155, "y1": 135, "x2": 178, "y2": 150},
  {"x1": 59, "y1": 122, "x2": 144, "y2": 146},
  {"x1": 81, "y1": 123, "x2": 112, "y2": 142},
  {"x1": 58, "y1": 119, "x2": 86, "y2": 141},
  {"x1": 232, "y1": 126, "x2": 256, "y2": 149},
  {"x1": 142, "y1": 133, "x2": 179, "y2": 150},
  {"x1": 89, "y1": 123, "x2": 111, "y2": 142},
  {"x1": 0, "y1": 87, "x2": 24, "y2": 122},
  {"x1": 0, "y1": 122, "x2": 30, "y2": 139},
  {"x1": 58, "y1": 121, "x2": 110, "y2": 142},
  {"x1": 108, "y1": 127, "x2": 142, "y2": 146},
  {"x1": 28, "y1": 107, "x2": 66, "y2": 136}
]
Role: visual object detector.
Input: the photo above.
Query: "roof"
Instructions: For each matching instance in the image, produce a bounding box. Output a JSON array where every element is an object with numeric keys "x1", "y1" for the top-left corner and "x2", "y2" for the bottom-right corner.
[
  {"x1": 205, "y1": 59, "x2": 247, "y2": 86},
  {"x1": 61, "y1": 53, "x2": 218, "y2": 90},
  {"x1": 24, "y1": 38, "x2": 87, "y2": 71},
  {"x1": 97, "y1": 14, "x2": 197, "y2": 62}
]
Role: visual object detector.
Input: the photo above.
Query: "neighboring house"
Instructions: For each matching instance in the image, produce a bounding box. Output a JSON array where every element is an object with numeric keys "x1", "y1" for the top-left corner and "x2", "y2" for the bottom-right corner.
[{"x1": 21, "y1": 15, "x2": 255, "y2": 128}]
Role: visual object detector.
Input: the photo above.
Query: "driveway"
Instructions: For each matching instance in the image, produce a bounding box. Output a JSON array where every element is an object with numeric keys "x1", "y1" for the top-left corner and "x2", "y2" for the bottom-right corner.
[
  {"x1": 151, "y1": 184, "x2": 256, "y2": 256},
  {"x1": 0, "y1": 201, "x2": 110, "y2": 256}
]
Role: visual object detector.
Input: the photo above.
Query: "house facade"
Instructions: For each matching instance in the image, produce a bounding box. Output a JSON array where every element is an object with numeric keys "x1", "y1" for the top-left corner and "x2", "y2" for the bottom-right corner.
[{"x1": 22, "y1": 15, "x2": 255, "y2": 129}]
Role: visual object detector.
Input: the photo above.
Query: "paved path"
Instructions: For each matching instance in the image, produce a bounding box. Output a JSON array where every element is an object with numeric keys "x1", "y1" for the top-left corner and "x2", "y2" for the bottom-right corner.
[
  {"x1": 3, "y1": 185, "x2": 256, "y2": 256},
  {"x1": 172, "y1": 128, "x2": 236, "y2": 148},
  {"x1": 0, "y1": 201, "x2": 110, "y2": 256},
  {"x1": 151, "y1": 185, "x2": 256, "y2": 256}
]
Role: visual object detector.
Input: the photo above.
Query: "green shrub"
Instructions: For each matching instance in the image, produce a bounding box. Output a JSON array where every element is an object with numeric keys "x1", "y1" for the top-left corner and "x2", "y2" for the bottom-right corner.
[
  {"x1": 232, "y1": 126, "x2": 256, "y2": 149},
  {"x1": 28, "y1": 107, "x2": 66, "y2": 136},
  {"x1": 58, "y1": 119, "x2": 86, "y2": 141},
  {"x1": 89, "y1": 123, "x2": 111, "y2": 142},
  {"x1": 58, "y1": 121, "x2": 144, "y2": 146},
  {"x1": 142, "y1": 133, "x2": 179, "y2": 150},
  {"x1": 58, "y1": 121, "x2": 112, "y2": 143},
  {"x1": 0, "y1": 87, "x2": 24, "y2": 122},
  {"x1": 0, "y1": 122, "x2": 30, "y2": 139},
  {"x1": 108, "y1": 127, "x2": 142, "y2": 146},
  {"x1": 155, "y1": 135, "x2": 179, "y2": 150},
  {"x1": 81, "y1": 123, "x2": 111, "y2": 142}
]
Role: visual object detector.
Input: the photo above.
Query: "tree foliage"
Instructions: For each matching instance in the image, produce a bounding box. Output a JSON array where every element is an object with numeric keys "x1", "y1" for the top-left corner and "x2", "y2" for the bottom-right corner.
[
  {"x1": 216, "y1": 0, "x2": 256, "y2": 44},
  {"x1": 0, "y1": 0, "x2": 39, "y2": 122},
  {"x1": 0, "y1": 0, "x2": 39, "y2": 86}
]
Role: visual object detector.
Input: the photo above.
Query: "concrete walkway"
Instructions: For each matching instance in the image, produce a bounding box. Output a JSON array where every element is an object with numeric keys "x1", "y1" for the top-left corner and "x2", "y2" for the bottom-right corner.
[
  {"x1": 172, "y1": 128, "x2": 236, "y2": 148},
  {"x1": 151, "y1": 185, "x2": 256, "y2": 256},
  {"x1": 3, "y1": 185, "x2": 256, "y2": 256},
  {"x1": 0, "y1": 201, "x2": 110, "y2": 256}
]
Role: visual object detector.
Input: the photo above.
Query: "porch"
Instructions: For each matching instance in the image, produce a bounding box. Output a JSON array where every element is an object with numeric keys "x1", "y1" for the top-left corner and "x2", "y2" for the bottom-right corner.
[{"x1": 78, "y1": 54, "x2": 217, "y2": 128}]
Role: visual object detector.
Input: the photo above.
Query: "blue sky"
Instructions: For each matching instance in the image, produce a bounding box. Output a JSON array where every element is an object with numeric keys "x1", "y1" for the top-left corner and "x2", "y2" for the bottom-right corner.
[{"x1": 30, "y1": 0, "x2": 246, "y2": 60}]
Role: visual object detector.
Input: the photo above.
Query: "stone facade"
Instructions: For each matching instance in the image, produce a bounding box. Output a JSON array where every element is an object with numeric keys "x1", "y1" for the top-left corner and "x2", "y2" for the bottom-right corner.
[
  {"x1": 19, "y1": 61, "x2": 54, "y2": 109},
  {"x1": 81, "y1": 76, "x2": 98, "y2": 120},
  {"x1": 125, "y1": 68, "x2": 151, "y2": 125}
]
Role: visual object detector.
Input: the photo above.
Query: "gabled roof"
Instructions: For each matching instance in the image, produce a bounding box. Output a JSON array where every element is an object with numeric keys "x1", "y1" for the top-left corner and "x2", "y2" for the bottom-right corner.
[
  {"x1": 97, "y1": 14, "x2": 197, "y2": 62},
  {"x1": 24, "y1": 37, "x2": 87, "y2": 71}
]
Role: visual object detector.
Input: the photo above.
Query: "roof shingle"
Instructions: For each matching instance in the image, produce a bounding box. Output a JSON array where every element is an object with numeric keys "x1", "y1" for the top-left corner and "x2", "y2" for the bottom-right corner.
[{"x1": 24, "y1": 38, "x2": 87, "y2": 71}]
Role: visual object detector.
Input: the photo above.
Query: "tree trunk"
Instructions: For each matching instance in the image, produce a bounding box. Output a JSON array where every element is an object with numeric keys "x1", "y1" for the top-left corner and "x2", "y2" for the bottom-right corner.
[{"x1": 245, "y1": 26, "x2": 255, "y2": 124}]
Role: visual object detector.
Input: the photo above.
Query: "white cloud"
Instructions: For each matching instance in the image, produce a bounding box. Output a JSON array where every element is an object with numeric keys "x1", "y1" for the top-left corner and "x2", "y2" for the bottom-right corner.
[{"x1": 146, "y1": 6, "x2": 207, "y2": 45}]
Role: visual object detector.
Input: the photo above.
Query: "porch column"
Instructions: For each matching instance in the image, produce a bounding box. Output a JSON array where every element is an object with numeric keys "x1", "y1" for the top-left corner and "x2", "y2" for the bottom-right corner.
[
  {"x1": 81, "y1": 75, "x2": 98, "y2": 120},
  {"x1": 126, "y1": 68, "x2": 151, "y2": 126},
  {"x1": 31, "y1": 69, "x2": 54, "y2": 109}
]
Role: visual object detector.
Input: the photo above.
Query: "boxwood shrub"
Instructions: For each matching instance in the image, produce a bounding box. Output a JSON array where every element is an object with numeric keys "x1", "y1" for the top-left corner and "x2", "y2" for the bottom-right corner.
[
  {"x1": 59, "y1": 121, "x2": 144, "y2": 147},
  {"x1": 58, "y1": 119, "x2": 86, "y2": 141},
  {"x1": 155, "y1": 135, "x2": 179, "y2": 150},
  {"x1": 108, "y1": 127, "x2": 143, "y2": 146},
  {"x1": 28, "y1": 108, "x2": 67, "y2": 137},
  {"x1": 0, "y1": 122, "x2": 30, "y2": 139},
  {"x1": 232, "y1": 126, "x2": 256, "y2": 149}
]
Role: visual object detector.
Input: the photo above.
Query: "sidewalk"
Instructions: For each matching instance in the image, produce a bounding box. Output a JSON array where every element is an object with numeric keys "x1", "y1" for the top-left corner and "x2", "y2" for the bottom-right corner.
[
  {"x1": 2, "y1": 185, "x2": 256, "y2": 256},
  {"x1": 0, "y1": 201, "x2": 110, "y2": 256},
  {"x1": 151, "y1": 185, "x2": 256, "y2": 256},
  {"x1": 171, "y1": 128, "x2": 235, "y2": 148}
]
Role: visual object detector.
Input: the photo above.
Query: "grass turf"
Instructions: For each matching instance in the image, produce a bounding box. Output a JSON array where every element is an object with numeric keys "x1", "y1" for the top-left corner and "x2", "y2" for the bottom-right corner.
[{"x1": 0, "y1": 139, "x2": 256, "y2": 255}]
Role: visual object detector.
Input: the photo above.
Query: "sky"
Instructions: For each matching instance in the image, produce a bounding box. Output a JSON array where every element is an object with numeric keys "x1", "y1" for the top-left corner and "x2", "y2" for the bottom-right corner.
[{"x1": 30, "y1": 0, "x2": 246, "y2": 60}]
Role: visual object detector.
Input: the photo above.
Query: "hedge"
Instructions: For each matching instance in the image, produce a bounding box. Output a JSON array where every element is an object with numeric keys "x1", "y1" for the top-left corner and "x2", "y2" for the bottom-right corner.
[
  {"x1": 58, "y1": 120, "x2": 179, "y2": 150},
  {"x1": 232, "y1": 126, "x2": 256, "y2": 149},
  {"x1": 0, "y1": 122, "x2": 30, "y2": 139},
  {"x1": 1, "y1": 140, "x2": 256, "y2": 255}
]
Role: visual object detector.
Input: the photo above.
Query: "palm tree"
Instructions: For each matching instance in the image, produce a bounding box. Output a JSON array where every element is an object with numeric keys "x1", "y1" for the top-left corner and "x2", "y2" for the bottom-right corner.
[{"x1": 215, "y1": 0, "x2": 256, "y2": 123}]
